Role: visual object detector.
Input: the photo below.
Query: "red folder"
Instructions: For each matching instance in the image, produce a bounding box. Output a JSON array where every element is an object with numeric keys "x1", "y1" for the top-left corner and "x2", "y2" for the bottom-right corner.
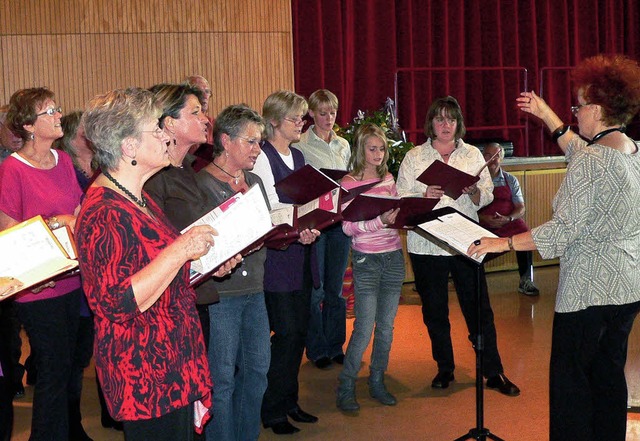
[
  {"x1": 417, "y1": 160, "x2": 479, "y2": 200},
  {"x1": 275, "y1": 164, "x2": 341, "y2": 204},
  {"x1": 320, "y1": 168, "x2": 349, "y2": 181},
  {"x1": 342, "y1": 194, "x2": 439, "y2": 229}
]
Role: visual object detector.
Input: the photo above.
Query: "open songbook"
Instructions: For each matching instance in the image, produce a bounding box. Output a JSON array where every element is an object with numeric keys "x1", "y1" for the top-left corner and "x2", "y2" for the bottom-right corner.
[
  {"x1": 341, "y1": 194, "x2": 439, "y2": 229},
  {"x1": 0, "y1": 215, "x2": 78, "y2": 300},
  {"x1": 183, "y1": 184, "x2": 275, "y2": 285},
  {"x1": 416, "y1": 207, "x2": 498, "y2": 263},
  {"x1": 265, "y1": 165, "x2": 345, "y2": 248},
  {"x1": 416, "y1": 150, "x2": 498, "y2": 200}
]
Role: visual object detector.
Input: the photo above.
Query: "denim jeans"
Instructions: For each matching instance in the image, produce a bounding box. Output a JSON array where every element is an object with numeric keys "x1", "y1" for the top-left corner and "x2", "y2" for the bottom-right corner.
[
  {"x1": 15, "y1": 289, "x2": 80, "y2": 441},
  {"x1": 306, "y1": 224, "x2": 351, "y2": 361},
  {"x1": 205, "y1": 293, "x2": 270, "y2": 441},
  {"x1": 340, "y1": 250, "x2": 405, "y2": 381}
]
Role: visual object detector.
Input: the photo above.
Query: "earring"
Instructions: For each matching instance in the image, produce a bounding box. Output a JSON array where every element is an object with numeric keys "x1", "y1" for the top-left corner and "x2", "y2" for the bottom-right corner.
[
  {"x1": 29, "y1": 132, "x2": 35, "y2": 141},
  {"x1": 131, "y1": 156, "x2": 137, "y2": 166}
]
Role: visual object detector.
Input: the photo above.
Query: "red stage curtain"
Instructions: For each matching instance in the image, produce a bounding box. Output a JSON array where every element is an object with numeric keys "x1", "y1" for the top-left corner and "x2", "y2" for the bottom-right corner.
[{"x1": 292, "y1": 0, "x2": 640, "y2": 156}]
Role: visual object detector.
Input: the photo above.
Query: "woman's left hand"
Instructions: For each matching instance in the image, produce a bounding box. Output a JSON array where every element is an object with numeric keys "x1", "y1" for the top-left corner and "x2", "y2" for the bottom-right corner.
[
  {"x1": 213, "y1": 254, "x2": 242, "y2": 278},
  {"x1": 467, "y1": 237, "x2": 509, "y2": 259},
  {"x1": 298, "y1": 228, "x2": 320, "y2": 245},
  {"x1": 462, "y1": 184, "x2": 478, "y2": 195}
]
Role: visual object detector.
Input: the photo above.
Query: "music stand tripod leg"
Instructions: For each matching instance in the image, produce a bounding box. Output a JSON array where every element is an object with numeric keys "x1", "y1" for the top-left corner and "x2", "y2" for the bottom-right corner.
[{"x1": 452, "y1": 263, "x2": 506, "y2": 441}]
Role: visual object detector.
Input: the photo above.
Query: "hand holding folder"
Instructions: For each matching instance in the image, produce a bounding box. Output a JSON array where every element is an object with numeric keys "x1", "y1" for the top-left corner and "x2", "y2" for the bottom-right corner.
[
  {"x1": 342, "y1": 194, "x2": 439, "y2": 229},
  {"x1": 0, "y1": 215, "x2": 78, "y2": 300},
  {"x1": 416, "y1": 150, "x2": 499, "y2": 200}
]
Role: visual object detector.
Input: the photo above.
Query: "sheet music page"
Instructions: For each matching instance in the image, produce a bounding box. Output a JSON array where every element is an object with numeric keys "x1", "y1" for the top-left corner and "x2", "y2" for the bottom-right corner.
[
  {"x1": 0, "y1": 216, "x2": 78, "y2": 297},
  {"x1": 270, "y1": 205, "x2": 295, "y2": 226},
  {"x1": 418, "y1": 212, "x2": 498, "y2": 263},
  {"x1": 185, "y1": 184, "x2": 273, "y2": 274},
  {"x1": 298, "y1": 188, "x2": 340, "y2": 218},
  {"x1": 52, "y1": 226, "x2": 76, "y2": 259}
]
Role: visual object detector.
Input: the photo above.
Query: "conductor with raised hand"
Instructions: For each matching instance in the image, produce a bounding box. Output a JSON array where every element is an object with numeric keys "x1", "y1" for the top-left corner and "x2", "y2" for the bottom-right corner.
[{"x1": 469, "y1": 54, "x2": 640, "y2": 441}]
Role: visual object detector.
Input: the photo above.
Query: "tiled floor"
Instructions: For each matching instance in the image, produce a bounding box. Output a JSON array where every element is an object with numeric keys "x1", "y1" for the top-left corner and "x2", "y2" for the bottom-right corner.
[{"x1": 10, "y1": 265, "x2": 640, "y2": 440}]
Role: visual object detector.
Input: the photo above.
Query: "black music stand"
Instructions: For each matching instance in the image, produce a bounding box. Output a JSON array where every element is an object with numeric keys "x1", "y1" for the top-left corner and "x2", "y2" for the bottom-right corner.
[{"x1": 452, "y1": 261, "x2": 505, "y2": 441}]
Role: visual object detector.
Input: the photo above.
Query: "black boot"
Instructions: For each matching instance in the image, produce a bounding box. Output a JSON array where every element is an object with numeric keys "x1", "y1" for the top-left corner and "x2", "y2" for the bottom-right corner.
[{"x1": 68, "y1": 399, "x2": 93, "y2": 441}]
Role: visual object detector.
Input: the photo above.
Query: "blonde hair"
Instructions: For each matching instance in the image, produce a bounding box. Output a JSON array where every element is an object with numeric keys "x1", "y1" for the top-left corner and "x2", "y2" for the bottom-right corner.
[
  {"x1": 262, "y1": 90, "x2": 308, "y2": 140},
  {"x1": 308, "y1": 89, "x2": 339, "y2": 111},
  {"x1": 348, "y1": 123, "x2": 389, "y2": 179}
]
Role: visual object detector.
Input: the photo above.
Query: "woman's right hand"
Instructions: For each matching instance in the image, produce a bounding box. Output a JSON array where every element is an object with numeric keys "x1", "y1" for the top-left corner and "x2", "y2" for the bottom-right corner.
[
  {"x1": 381, "y1": 208, "x2": 400, "y2": 226},
  {"x1": 175, "y1": 225, "x2": 217, "y2": 261},
  {"x1": 516, "y1": 90, "x2": 552, "y2": 121},
  {"x1": 425, "y1": 185, "x2": 444, "y2": 199}
]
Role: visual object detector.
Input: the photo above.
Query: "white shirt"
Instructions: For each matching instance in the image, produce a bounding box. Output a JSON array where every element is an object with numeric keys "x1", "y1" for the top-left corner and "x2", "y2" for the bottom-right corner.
[
  {"x1": 396, "y1": 138, "x2": 494, "y2": 256},
  {"x1": 252, "y1": 145, "x2": 295, "y2": 209},
  {"x1": 293, "y1": 126, "x2": 351, "y2": 170}
]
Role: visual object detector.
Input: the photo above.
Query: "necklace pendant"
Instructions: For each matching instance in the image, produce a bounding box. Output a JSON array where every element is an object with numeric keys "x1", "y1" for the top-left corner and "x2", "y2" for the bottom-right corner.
[{"x1": 234, "y1": 177, "x2": 239, "y2": 185}]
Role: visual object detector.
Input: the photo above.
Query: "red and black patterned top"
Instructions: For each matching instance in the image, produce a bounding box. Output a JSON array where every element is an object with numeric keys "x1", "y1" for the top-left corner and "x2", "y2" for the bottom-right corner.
[{"x1": 75, "y1": 186, "x2": 212, "y2": 421}]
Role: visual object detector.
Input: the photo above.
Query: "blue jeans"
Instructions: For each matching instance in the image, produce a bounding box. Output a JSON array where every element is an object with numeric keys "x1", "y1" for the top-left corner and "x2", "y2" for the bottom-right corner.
[
  {"x1": 306, "y1": 224, "x2": 351, "y2": 361},
  {"x1": 340, "y1": 250, "x2": 405, "y2": 381},
  {"x1": 205, "y1": 293, "x2": 271, "y2": 441}
]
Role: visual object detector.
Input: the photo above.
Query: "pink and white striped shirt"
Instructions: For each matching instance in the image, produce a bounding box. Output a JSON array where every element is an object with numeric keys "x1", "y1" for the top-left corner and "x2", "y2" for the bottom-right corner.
[{"x1": 341, "y1": 173, "x2": 402, "y2": 254}]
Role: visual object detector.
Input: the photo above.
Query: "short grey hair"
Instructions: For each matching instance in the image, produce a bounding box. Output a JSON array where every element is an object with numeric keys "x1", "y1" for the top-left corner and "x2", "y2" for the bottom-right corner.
[
  {"x1": 213, "y1": 104, "x2": 265, "y2": 157},
  {"x1": 82, "y1": 88, "x2": 161, "y2": 171},
  {"x1": 262, "y1": 90, "x2": 307, "y2": 140}
]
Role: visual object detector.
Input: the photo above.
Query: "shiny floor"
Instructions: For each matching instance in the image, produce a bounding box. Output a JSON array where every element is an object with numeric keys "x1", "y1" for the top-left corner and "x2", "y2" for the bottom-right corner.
[{"x1": 11, "y1": 265, "x2": 640, "y2": 440}]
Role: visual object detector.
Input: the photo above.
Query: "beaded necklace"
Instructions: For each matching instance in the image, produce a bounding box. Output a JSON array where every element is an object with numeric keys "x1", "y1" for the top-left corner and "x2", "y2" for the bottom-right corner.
[{"x1": 102, "y1": 170, "x2": 147, "y2": 208}]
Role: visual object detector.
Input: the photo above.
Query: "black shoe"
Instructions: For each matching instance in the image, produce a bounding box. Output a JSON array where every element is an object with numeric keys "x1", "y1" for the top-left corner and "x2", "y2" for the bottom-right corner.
[
  {"x1": 287, "y1": 407, "x2": 318, "y2": 423},
  {"x1": 331, "y1": 354, "x2": 345, "y2": 364},
  {"x1": 431, "y1": 371, "x2": 454, "y2": 389},
  {"x1": 486, "y1": 374, "x2": 520, "y2": 397},
  {"x1": 313, "y1": 357, "x2": 332, "y2": 369},
  {"x1": 264, "y1": 420, "x2": 300, "y2": 435},
  {"x1": 13, "y1": 383, "x2": 25, "y2": 399}
]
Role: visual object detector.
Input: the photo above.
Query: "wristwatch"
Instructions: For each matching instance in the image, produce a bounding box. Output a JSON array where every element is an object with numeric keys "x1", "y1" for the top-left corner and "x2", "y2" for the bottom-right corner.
[{"x1": 48, "y1": 216, "x2": 61, "y2": 229}]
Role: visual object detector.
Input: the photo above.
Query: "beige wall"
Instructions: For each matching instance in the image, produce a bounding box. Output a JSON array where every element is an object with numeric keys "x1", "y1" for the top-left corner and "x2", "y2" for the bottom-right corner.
[{"x1": 0, "y1": 0, "x2": 294, "y2": 116}]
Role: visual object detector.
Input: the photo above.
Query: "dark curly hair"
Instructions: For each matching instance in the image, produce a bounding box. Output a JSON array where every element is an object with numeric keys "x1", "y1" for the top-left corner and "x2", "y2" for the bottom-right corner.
[
  {"x1": 7, "y1": 87, "x2": 56, "y2": 141},
  {"x1": 572, "y1": 54, "x2": 640, "y2": 126}
]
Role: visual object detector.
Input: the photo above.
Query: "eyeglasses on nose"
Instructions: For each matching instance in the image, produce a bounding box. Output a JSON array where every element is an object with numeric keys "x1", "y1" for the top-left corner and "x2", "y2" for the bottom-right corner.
[
  {"x1": 141, "y1": 126, "x2": 165, "y2": 138},
  {"x1": 283, "y1": 116, "x2": 305, "y2": 125},
  {"x1": 36, "y1": 106, "x2": 62, "y2": 117},
  {"x1": 571, "y1": 104, "x2": 588, "y2": 117}
]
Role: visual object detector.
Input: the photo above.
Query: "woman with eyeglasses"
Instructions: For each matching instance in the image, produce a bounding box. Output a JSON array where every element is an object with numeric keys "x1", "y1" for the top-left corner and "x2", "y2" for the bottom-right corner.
[
  {"x1": 75, "y1": 88, "x2": 219, "y2": 441},
  {"x1": 252, "y1": 90, "x2": 321, "y2": 435},
  {"x1": 0, "y1": 87, "x2": 86, "y2": 440},
  {"x1": 469, "y1": 54, "x2": 640, "y2": 441},
  {"x1": 396, "y1": 96, "x2": 520, "y2": 398}
]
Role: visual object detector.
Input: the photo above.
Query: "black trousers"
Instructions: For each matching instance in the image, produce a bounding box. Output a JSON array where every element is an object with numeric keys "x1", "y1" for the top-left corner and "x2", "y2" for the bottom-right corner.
[
  {"x1": 550, "y1": 301, "x2": 640, "y2": 441},
  {"x1": 0, "y1": 303, "x2": 14, "y2": 441},
  {"x1": 123, "y1": 404, "x2": 194, "y2": 441},
  {"x1": 410, "y1": 254, "x2": 504, "y2": 377},
  {"x1": 16, "y1": 289, "x2": 81, "y2": 441},
  {"x1": 261, "y1": 249, "x2": 312, "y2": 425}
]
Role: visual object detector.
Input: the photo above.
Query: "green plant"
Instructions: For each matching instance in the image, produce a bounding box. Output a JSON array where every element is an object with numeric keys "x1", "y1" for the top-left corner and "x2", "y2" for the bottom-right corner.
[{"x1": 335, "y1": 98, "x2": 415, "y2": 178}]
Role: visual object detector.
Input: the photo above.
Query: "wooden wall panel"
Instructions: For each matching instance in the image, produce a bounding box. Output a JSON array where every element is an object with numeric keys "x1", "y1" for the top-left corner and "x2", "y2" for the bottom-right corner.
[{"x1": 0, "y1": 1, "x2": 293, "y2": 117}]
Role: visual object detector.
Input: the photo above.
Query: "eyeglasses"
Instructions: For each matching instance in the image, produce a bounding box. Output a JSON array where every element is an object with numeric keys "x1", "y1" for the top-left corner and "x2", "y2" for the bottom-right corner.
[
  {"x1": 433, "y1": 116, "x2": 456, "y2": 125},
  {"x1": 235, "y1": 135, "x2": 261, "y2": 147},
  {"x1": 283, "y1": 116, "x2": 306, "y2": 126},
  {"x1": 36, "y1": 106, "x2": 62, "y2": 117},
  {"x1": 571, "y1": 104, "x2": 589, "y2": 117},
  {"x1": 141, "y1": 126, "x2": 165, "y2": 139}
]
